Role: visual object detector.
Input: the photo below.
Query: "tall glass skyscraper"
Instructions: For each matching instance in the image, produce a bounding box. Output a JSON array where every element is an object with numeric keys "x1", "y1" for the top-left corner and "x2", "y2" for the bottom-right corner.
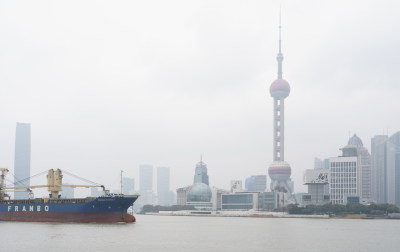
[
  {"x1": 139, "y1": 164, "x2": 153, "y2": 205},
  {"x1": 14, "y1": 122, "x2": 31, "y2": 199},
  {"x1": 371, "y1": 132, "x2": 400, "y2": 206},
  {"x1": 157, "y1": 167, "x2": 170, "y2": 206}
]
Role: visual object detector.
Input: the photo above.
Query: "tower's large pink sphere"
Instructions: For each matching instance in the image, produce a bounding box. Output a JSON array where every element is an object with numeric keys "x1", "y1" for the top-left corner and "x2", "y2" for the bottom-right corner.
[
  {"x1": 268, "y1": 161, "x2": 291, "y2": 181},
  {"x1": 270, "y1": 79, "x2": 290, "y2": 99}
]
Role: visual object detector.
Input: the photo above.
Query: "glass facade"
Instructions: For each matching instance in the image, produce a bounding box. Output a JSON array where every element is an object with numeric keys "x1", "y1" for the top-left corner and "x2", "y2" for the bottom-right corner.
[
  {"x1": 14, "y1": 122, "x2": 31, "y2": 199},
  {"x1": 187, "y1": 183, "x2": 212, "y2": 202},
  {"x1": 258, "y1": 192, "x2": 277, "y2": 211},
  {"x1": 222, "y1": 194, "x2": 252, "y2": 204},
  {"x1": 221, "y1": 194, "x2": 255, "y2": 210}
]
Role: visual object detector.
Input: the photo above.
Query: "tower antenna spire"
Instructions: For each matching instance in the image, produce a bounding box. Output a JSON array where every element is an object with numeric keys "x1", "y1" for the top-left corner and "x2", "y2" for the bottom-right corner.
[
  {"x1": 277, "y1": 6, "x2": 283, "y2": 79},
  {"x1": 279, "y1": 5, "x2": 282, "y2": 53}
]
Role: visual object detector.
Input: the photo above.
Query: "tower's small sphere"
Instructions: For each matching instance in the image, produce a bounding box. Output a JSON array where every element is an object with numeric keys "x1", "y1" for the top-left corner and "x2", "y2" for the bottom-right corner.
[
  {"x1": 270, "y1": 79, "x2": 290, "y2": 99},
  {"x1": 268, "y1": 161, "x2": 291, "y2": 182}
]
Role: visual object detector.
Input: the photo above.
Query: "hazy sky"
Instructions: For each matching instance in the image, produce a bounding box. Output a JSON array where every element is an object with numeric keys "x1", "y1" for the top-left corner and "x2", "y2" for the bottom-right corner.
[{"x1": 1, "y1": 0, "x2": 400, "y2": 194}]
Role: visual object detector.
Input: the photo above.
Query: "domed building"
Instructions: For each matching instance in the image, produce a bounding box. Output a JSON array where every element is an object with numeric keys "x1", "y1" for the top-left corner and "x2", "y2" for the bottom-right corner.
[
  {"x1": 187, "y1": 183, "x2": 212, "y2": 202},
  {"x1": 348, "y1": 134, "x2": 364, "y2": 148},
  {"x1": 185, "y1": 158, "x2": 213, "y2": 210}
]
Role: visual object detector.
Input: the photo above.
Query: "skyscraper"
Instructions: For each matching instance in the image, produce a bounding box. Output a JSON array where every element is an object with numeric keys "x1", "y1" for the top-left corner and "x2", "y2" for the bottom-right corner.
[
  {"x1": 329, "y1": 134, "x2": 371, "y2": 205},
  {"x1": 245, "y1": 175, "x2": 267, "y2": 192},
  {"x1": 371, "y1": 132, "x2": 400, "y2": 206},
  {"x1": 194, "y1": 157, "x2": 209, "y2": 185},
  {"x1": 371, "y1": 135, "x2": 388, "y2": 203},
  {"x1": 122, "y1": 177, "x2": 135, "y2": 195},
  {"x1": 157, "y1": 167, "x2": 170, "y2": 206},
  {"x1": 329, "y1": 145, "x2": 358, "y2": 205},
  {"x1": 14, "y1": 122, "x2": 31, "y2": 199},
  {"x1": 139, "y1": 165, "x2": 153, "y2": 192},
  {"x1": 267, "y1": 16, "x2": 295, "y2": 205},
  {"x1": 348, "y1": 134, "x2": 371, "y2": 201},
  {"x1": 139, "y1": 164, "x2": 153, "y2": 205}
]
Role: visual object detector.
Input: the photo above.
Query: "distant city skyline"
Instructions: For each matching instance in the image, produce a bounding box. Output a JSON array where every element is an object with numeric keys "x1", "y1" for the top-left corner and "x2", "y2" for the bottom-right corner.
[{"x1": 1, "y1": 1, "x2": 400, "y2": 193}]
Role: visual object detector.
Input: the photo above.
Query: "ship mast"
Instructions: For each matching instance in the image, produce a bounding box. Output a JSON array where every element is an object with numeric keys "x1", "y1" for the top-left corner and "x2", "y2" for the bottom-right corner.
[
  {"x1": 120, "y1": 170, "x2": 123, "y2": 195},
  {"x1": 0, "y1": 168, "x2": 9, "y2": 200}
]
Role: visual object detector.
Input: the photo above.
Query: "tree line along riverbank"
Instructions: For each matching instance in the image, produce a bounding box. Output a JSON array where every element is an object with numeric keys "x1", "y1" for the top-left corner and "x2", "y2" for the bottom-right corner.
[{"x1": 287, "y1": 203, "x2": 399, "y2": 217}]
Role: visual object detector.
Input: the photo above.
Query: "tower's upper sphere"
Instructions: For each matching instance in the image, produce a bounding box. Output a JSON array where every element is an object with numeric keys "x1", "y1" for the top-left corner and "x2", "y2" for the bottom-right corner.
[
  {"x1": 270, "y1": 79, "x2": 290, "y2": 99},
  {"x1": 268, "y1": 161, "x2": 291, "y2": 182}
]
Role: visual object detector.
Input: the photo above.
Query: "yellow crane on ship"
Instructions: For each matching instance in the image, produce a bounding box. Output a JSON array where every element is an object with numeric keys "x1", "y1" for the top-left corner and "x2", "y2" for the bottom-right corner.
[{"x1": 0, "y1": 168, "x2": 107, "y2": 201}]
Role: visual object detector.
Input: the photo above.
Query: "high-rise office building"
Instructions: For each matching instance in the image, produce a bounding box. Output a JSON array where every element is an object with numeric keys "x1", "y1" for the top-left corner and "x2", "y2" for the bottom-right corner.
[
  {"x1": 14, "y1": 122, "x2": 31, "y2": 199},
  {"x1": 122, "y1": 177, "x2": 135, "y2": 195},
  {"x1": 245, "y1": 175, "x2": 267, "y2": 192},
  {"x1": 314, "y1": 158, "x2": 329, "y2": 170},
  {"x1": 371, "y1": 135, "x2": 388, "y2": 203},
  {"x1": 139, "y1": 164, "x2": 153, "y2": 205},
  {"x1": 329, "y1": 134, "x2": 371, "y2": 205},
  {"x1": 371, "y1": 132, "x2": 400, "y2": 206},
  {"x1": 329, "y1": 146, "x2": 358, "y2": 205},
  {"x1": 157, "y1": 167, "x2": 170, "y2": 206},
  {"x1": 139, "y1": 165, "x2": 153, "y2": 192},
  {"x1": 348, "y1": 134, "x2": 371, "y2": 201}
]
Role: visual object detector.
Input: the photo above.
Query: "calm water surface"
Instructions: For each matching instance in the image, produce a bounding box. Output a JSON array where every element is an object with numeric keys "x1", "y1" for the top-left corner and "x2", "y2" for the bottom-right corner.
[{"x1": 1, "y1": 215, "x2": 399, "y2": 251}]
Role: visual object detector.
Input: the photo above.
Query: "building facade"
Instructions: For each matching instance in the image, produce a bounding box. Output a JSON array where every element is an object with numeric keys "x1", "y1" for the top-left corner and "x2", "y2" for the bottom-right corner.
[
  {"x1": 371, "y1": 135, "x2": 388, "y2": 203},
  {"x1": 221, "y1": 192, "x2": 258, "y2": 210},
  {"x1": 194, "y1": 158, "x2": 209, "y2": 185},
  {"x1": 139, "y1": 164, "x2": 153, "y2": 205},
  {"x1": 302, "y1": 169, "x2": 330, "y2": 206},
  {"x1": 245, "y1": 175, "x2": 267, "y2": 192},
  {"x1": 14, "y1": 122, "x2": 31, "y2": 199},
  {"x1": 258, "y1": 192, "x2": 278, "y2": 211},
  {"x1": 176, "y1": 186, "x2": 190, "y2": 206},
  {"x1": 330, "y1": 148, "x2": 358, "y2": 205},
  {"x1": 329, "y1": 135, "x2": 372, "y2": 205},
  {"x1": 157, "y1": 167, "x2": 171, "y2": 206},
  {"x1": 230, "y1": 180, "x2": 243, "y2": 192},
  {"x1": 122, "y1": 177, "x2": 135, "y2": 195},
  {"x1": 348, "y1": 134, "x2": 372, "y2": 201},
  {"x1": 371, "y1": 132, "x2": 400, "y2": 206}
]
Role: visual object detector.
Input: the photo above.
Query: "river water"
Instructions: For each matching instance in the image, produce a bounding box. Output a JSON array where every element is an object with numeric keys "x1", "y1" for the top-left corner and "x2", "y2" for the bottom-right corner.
[{"x1": 1, "y1": 215, "x2": 399, "y2": 251}]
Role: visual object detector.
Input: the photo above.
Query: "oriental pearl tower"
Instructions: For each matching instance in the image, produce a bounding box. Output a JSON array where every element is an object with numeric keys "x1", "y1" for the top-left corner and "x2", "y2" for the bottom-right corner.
[{"x1": 268, "y1": 15, "x2": 297, "y2": 205}]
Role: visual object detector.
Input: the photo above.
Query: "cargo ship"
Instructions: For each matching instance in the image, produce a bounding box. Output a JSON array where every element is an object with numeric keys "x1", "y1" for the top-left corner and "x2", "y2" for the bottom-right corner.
[{"x1": 0, "y1": 168, "x2": 139, "y2": 223}]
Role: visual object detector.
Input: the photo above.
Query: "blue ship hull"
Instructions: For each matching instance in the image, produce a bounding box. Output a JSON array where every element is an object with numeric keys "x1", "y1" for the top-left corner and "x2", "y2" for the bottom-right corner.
[{"x1": 0, "y1": 195, "x2": 139, "y2": 223}]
